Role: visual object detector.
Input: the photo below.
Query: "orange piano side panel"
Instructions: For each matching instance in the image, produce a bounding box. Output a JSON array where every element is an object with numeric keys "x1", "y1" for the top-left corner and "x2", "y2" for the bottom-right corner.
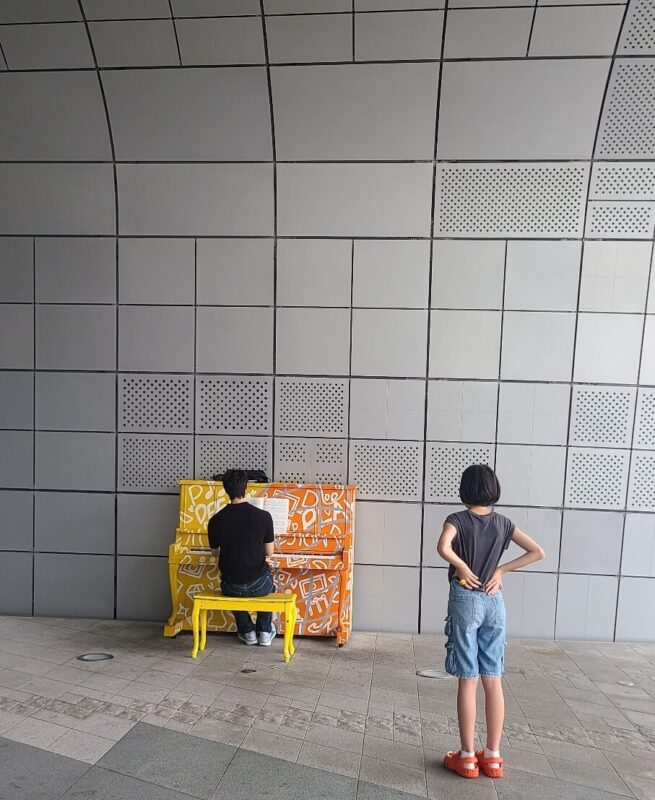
[{"x1": 165, "y1": 481, "x2": 355, "y2": 643}]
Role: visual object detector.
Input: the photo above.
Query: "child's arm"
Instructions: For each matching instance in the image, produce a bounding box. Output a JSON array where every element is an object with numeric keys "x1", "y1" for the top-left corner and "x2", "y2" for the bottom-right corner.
[
  {"x1": 437, "y1": 523, "x2": 481, "y2": 590},
  {"x1": 485, "y1": 528, "x2": 545, "y2": 594}
]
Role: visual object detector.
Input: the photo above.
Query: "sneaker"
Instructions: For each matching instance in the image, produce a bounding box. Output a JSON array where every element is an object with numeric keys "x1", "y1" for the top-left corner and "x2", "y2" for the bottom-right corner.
[
  {"x1": 238, "y1": 631, "x2": 257, "y2": 646},
  {"x1": 257, "y1": 628, "x2": 276, "y2": 647}
]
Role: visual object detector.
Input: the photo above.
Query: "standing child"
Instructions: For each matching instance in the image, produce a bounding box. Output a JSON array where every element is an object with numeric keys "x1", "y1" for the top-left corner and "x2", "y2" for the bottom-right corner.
[{"x1": 437, "y1": 464, "x2": 545, "y2": 779}]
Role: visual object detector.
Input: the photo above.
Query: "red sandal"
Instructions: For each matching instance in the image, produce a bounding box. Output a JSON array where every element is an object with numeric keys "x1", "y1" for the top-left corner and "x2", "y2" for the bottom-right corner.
[
  {"x1": 443, "y1": 750, "x2": 479, "y2": 778},
  {"x1": 475, "y1": 750, "x2": 504, "y2": 778}
]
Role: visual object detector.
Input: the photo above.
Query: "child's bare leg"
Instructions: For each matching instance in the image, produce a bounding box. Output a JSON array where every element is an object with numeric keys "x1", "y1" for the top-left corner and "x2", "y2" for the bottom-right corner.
[
  {"x1": 457, "y1": 677, "x2": 478, "y2": 755},
  {"x1": 481, "y1": 675, "x2": 504, "y2": 764}
]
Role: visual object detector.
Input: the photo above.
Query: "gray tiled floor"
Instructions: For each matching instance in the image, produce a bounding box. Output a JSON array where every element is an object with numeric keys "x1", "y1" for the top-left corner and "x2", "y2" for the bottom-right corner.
[{"x1": 1, "y1": 616, "x2": 655, "y2": 799}]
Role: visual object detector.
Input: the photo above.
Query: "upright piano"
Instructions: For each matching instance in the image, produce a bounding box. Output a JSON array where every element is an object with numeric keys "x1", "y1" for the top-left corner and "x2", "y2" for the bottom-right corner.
[{"x1": 164, "y1": 480, "x2": 356, "y2": 645}]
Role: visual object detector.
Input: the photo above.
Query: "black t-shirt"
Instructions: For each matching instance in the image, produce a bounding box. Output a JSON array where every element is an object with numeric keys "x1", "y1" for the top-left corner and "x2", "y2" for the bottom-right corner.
[
  {"x1": 445, "y1": 510, "x2": 515, "y2": 588},
  {"x1": 207, "y1": 502, "x2": 274, "y2": 584}
]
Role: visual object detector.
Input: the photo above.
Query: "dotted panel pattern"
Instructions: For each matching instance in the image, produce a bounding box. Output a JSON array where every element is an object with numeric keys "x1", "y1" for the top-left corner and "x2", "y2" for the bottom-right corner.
[
  {"x1": 598, "y1": 60, "x2": 655, "y2": 159},
  {"x1": 195, "y1": 436, "x2": 272, "y2": 479},
  {"x1": 619, "y1": 0, "x2": 655, "y2": 55},
  {"x1": 119, "y1": 375, "x2": 193, "y2": 433},
  {"x1": 274, "y1": 438, "x2": 347, "y2": 484},
  {"x1": 425, "y1": 443, "x2": 494, "y2": 503},
  {"x1": 435, "y1": 164, "x2": 588, "y2": 237},
  {"x1": 119, "y1": 435, "x2": 192, "y2": 493},
  {"x1": 197, "y1": 377, "x2": 272, "y2": 435},
  {"x1": 570, "y1": 387, "x2": 635, "y2": 448},
  {"x1": 349, "y1": 440, "x2": 422, "y2": 501},
  {"x1": 628, "y1": 452, "x2": 655, "y2": 511},
  {"x1": 276, "y1": 378, "x2": 348, "y2": 438},
  {"x1": 565, "y1": 448, "x2": 629, "y2": 510},
  {"x1": 635, "y1": 390, "x2": 655, "y2": 449},
  {"x1": 591, "y1": 164, "x2": 655, "y2": 200},
  {"x1": 586, "y1": 202, "x2": 655, "y2": 239}
]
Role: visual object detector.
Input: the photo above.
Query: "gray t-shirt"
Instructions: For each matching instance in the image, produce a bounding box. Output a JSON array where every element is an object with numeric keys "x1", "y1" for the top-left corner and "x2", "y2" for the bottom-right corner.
[{"x1": 445, "y1": 510, "x2": 515, "y2": 587}]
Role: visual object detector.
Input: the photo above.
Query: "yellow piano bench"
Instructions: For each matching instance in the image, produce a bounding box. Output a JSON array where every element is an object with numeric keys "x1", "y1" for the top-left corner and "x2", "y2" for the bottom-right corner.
[{"x1": 191, "y1": 592, "x2": 297, "y2": 662}]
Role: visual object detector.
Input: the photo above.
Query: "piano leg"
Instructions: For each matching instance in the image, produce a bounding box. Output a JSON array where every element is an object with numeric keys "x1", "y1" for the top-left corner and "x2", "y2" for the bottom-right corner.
[{"x1": 166, "y1": 561, "x2": 180, "y2": 628}]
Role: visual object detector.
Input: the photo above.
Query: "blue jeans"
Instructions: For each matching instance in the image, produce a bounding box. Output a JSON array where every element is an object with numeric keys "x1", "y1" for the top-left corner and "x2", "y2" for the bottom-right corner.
[
  {"x1": 221, "y1": 571, "x2": 275, "y2": 635},
  {"x1": 444, "y1": 579, "x2": 506, "y2": 679}
]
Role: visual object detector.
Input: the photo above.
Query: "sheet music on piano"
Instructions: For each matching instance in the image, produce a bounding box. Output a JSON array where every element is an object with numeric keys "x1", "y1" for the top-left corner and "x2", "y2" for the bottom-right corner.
[{"x1": 249, "y1": 497, "x2": 289, "y2": 534}]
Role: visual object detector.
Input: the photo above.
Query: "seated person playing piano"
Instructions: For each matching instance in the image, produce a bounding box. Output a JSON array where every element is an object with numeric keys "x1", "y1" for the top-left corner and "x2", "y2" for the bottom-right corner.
[{"x1": 208, "y1": 469, "x2": 276, "y2": 646}]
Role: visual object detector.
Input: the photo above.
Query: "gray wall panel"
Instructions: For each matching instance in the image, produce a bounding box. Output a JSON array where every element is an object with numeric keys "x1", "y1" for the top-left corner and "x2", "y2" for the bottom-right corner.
[
  {"x1": 0, "y1": 490, "x2": 33, "y2": 551},
  {"x1": 34, "y1": 553, "x2": 114, "y2": 618},
  {"x1": 0, "y1": 552, "x2": 33, "y2": 615},
  {"x1": 34, "y1": 492, "x2": 115, "y2": 554},
  {"x1": 35, "y1": 432, "x2": 116, "y2": 491}
]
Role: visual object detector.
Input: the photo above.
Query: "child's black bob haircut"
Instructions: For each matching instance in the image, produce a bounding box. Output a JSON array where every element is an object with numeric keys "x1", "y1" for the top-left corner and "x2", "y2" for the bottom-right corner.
[
  {"x1": 459, "y1": 464, "x2": 501, "y2": 506},
  {"x1": 222, "y1": 469, "x2": 248, "y2": 500}
]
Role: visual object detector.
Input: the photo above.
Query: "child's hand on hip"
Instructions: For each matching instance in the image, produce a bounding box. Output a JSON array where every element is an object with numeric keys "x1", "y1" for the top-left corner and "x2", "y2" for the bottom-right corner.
[
  {"x1": 454, "y1": 566, "x2": 481, "y2": 590},
  {"x1": 485, "y1": 569, "x2": 503, "y2": 595}
]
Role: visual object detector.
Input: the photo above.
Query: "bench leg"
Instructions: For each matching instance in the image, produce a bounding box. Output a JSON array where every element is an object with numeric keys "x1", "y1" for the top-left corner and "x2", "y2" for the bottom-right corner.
[
  {"x1": 191, "y1": 602, "x2": 201, "y2": 659},
  {"x1": 200, "y1": 608, "x2": 208, "y2": 653},
  {"x1": 289, "y1": 604, "x2": 296, "y2": 656},
  {"x1": 283, "y1": 605, "x2": 290, "y2": 663}
]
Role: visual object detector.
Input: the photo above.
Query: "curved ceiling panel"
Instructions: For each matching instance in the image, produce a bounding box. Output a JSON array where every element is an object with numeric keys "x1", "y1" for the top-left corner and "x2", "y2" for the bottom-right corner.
[
  {"x1": 0, "y1": 0, "x2": 81, "y2": 24},
  {"x1": 0, "y1": 22, "x2": 94, "y2": 69},
  {"x1": 272, "y1": 63, "x2": 439, "y2": 160},
  {"x1": 0, "y1": 72, "x2": 113, "y2": 160},
  {"x1": 438, "y1": 59, "x2": 611, "y2": 160},
  {"x1": 0, "y1": 164, "x2": 115, "y2": 234},
  {"x1": 117, "y1": 163, "x2": 274, "y2": 235},
  {"x1": 82, "y1": 0, "x2": 171, "y2": 19},
  {"x1": 103, "y1": 67, "x2": 273, "y2": 161}
]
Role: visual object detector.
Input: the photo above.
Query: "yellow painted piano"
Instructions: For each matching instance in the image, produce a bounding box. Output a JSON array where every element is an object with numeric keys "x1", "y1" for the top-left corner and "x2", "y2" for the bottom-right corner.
[{"x1": 164, "y1": 480, "x2": 355, "y2": 645}]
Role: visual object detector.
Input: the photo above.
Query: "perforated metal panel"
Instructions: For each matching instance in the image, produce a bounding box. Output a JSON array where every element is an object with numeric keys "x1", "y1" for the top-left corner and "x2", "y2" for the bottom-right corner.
[
  {"x1": 275, "y1": 378, "x2": 348, "y2": 438},
  {"x1": 274, "y1": 438, "x2": 347, "y2": 484},
  {"x1": 435, "y1": 163, "x2": 588, "y2": 238},
  {"x1": 119, "y1": 434, "x2": 192, "y2": 492},
  {"x1": 565, "y1": 448, "x2": 629, "y2": 510},
  {"x1": 570, "y1": 386, "x2": 636, "y2": 448},
  {"x1": 196, "y1": 376, "x2": 272, "y2": 435},
  {"x1": 119, "y1": 375, "x2": 193, "y2": 433},
  {"x1": 628, "y1": 452, "x2": 655, "y2": 511},
  {"x1": 195, "y1": 436, "x2": 272, "y2": 479},
  {"x1": 619, "y1": 0, "x2": 655, "y2": 56},
  {"x1": 426, "y1": 443, "x2": 494, "y2": 503},
  {"x1": 586, "y1": 202, "x2": 655, "y2": 239},
  {"x1": 349, "y1": 440, "x2": 422, "y2": 501},
  {"x1": 591, "y1": 163, "x2": 655, "y2": 200},
  {"x1": 598, "y1": 60, "x2": 655, "y2": 158},
  {"x1": 635, "y1": 390, "x2": 655, "y2": 449}
]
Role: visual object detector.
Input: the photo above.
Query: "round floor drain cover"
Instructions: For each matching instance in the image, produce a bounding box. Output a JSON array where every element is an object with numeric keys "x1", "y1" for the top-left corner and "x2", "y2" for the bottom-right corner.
[
  {"x1": 416, "y1": 668, "x2": 451, "y2": 679},
  {"x1": 77, "y1": 653, "x2": 114, "y2": 662},
  {"x1": 241, "y1": 668, "x2": 257, "y2": 674}
]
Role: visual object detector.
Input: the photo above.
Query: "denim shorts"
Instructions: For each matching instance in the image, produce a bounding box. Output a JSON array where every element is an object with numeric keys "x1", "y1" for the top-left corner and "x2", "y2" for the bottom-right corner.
[{"x1": 444, "y1": 579, "x2": 506, "y2": 679}]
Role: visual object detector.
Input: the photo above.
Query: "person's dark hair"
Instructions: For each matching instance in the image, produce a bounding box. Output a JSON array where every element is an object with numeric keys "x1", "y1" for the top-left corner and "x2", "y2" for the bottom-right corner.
[
  {"x1": 222, "y1": 469, "x2": 248, "y2": 500},
  {"x1": 459, "y1": 464, "x2": 501, "y2": 506}
]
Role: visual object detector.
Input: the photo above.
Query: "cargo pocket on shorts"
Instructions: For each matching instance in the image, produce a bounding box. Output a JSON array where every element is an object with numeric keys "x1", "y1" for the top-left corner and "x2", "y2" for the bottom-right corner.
[{"x1": 444, "y1": 616, "x2": 457, "y2": 676}]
